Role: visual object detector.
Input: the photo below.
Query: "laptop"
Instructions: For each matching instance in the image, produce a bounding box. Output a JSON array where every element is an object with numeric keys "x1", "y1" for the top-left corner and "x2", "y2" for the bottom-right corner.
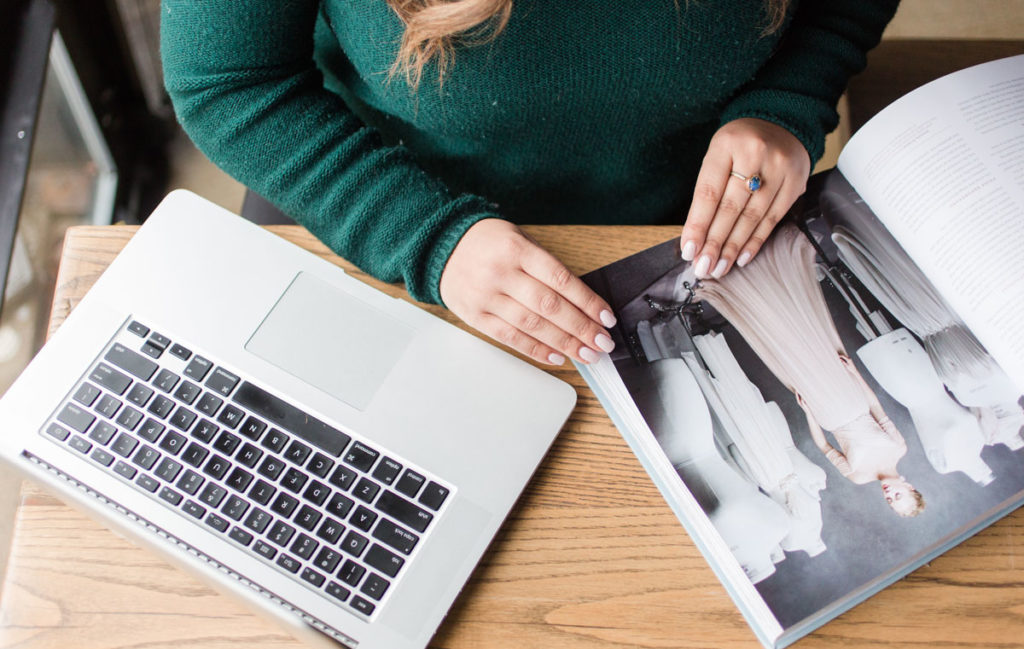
[{"x1": 0, "y1": 190, "x2": 577, "y2": 649}]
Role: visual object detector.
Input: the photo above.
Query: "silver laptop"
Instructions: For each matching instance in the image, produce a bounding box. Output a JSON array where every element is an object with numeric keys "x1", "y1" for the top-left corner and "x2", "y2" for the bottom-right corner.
[{"x1": 0, "y1": 190, "x2": 576, "y2": 649}]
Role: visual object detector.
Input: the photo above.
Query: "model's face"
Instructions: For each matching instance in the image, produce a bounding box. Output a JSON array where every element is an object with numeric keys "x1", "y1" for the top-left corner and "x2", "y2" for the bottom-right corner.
[{"x1": 882, "y1": 478, "x2": 918, "y2": 516}]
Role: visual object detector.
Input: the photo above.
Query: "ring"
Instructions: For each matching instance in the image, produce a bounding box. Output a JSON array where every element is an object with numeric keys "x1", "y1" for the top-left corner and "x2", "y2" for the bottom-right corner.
[{"x1": 730, "y1": 170, "x2": 763, "y2": 193}]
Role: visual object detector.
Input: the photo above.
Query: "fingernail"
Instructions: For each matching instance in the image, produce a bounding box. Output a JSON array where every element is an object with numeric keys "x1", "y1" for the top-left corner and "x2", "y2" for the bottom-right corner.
[
  {"x1": 599, "y1": 309, "x2": 617, "y2": 328},
  {"x1": 694, "y1": 254, "x2": 711, "y2": 278},
  {"x1": 681, "y1": 240, "x2": 697, "y2": 261},
  {"x1": 547, "y1": 352, "x2": 565, "y2": 365},
  {"x1": 737, "y1": 251, "x2": 752, "y2": 267},
  {"x1": 595, "y1": 333, "x2": 615, "y2": 353},
  {"x1": 711, "y1": 258, "x2": 728, "y2": 279},
  {"x1": 579, "y1": 347, "x2": 600, "y2": 364}
]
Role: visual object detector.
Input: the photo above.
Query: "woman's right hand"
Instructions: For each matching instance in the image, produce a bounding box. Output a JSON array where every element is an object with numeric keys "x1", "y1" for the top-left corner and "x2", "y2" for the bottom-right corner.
[{"x1": 439, "y1": 219, "x2": 617, "y2": 366}]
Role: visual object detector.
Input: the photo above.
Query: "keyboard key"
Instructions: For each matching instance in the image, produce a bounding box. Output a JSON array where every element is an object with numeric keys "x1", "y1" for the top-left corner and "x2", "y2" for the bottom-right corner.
[
  {"x1": 302, "y1": 480, "x2": 330, "y2": 506},
  {"x1": 89, "y1": 421, "x2": 117, "y2": 445},
  {"x1": 257, "y1": 456, "x2": 285, "y2": 480},
  {"x1": 364, "y1": 544, "x2": 404, "y2": 578},
  {"x1": 316, "y1": 517, "x2": 345, "y2": 544},
  {"x1": 181, "y1": 442, "x2": 209, "y2": 467},
  {"x1": 221, "y1": 494, "x2": 249, "y2": 521},
  {"x1": 308, "y1": 452, "x2": 334, "y2": 478},
  {"x1": 196, "y1": 392, "x2": 223, "y2": 417},
  {"x1": 192, "y1": 418, "x2": 219, "y2": 443},
  {"x1": 89, "y1": 363, "x2": 133, "y2": 395},
  {"x1": 95, "y1": 394, "x2": 122, "y2": 419},
  {"x1": 155, "y1": 457, "x2": 183, "y2": 482},
  {"x1": 148, "y1": 332, "x2": 171, "y2": 350},
  {"x1": 127, "y1": 321, "x2": 150, "y2": 337},
  {"x1": 325, "y1": 581, "x2": 350, "y2": 603},
  {"x1": 340, "y1": 531, "x2": 368, "y2": 557},
  {"x1": 177, "y1": 469, "x2": 205, "y2": 495},
  {"x1": 173, "y1": 380, "x2": 201, "y2": 405},
  {"x1": 291, "y1": 533, "x2": 319, "y2": 560},
  {"x1": 300, "y1": 567, "x2": 326, "y2": 588},
  {"x1": 268, "y1": 521, "x2": 296, "y2": 547},
  {"x1": 136, "y1": 473, "x2": 159, "y2": 493},
  {"x1": 372, "y1": 519, "x2": 419, "y2": 555},
  {"x1": 261, "y1": 428, "x2": 289, "y2": 453},
  {"x1": 253, "y1": 540, "x2": 277, "y2": 560},
  {"x1": 103, "y1": 344, "x2": 157, "y2": 382},
  {"x1": 141, "y1": 342, "x2": 164, "y2": 359},
  {"x1": 376, "y1": 490, "x2": 433, "y2": 533},
  {"x1": 328, "y1": 465, "x2": 357, "y2": 491},
  {"x1": 326, "y1": 492, "x2": 354, "y2": 519},
  {"x1": 213, "y1": 431, "x2": 241, "y2": 455},
  {"x1": 137, "y1": 418, "x2": 165, "y2": 443},
  {"x1": 126, "y1": 383, "x2": 154, "y2": 408},
  {"x1": 154, "y1": 369, "x2": 179, "y2": 393},
  {"x1": 270, "y1": 493, "x2": 299, "y2": 518},
  {"x1": 237, "y1": 443, "x2": 263, "y2": 468},
  {"x1": 158, "y1": 430, "x2": 187, "y2": 455},
  {"x1": 169, "y1": 343, "x2": 192, "y2": 361},
  {"x1": 45, "y1": 422, "x2": 70, "y2": 441},
  {"x1": 111, "y1": 432, "x2": 139, "y2": 458},
  {"x1": 229, "y1": 526, "x2": 254, "y2": 547},
  {"x1": 249, "y1": 479, "x2": 276, "y2": 505},
  {"x1": 314, "y1": 547, "x2": 343, "y2": 573},
  {"x1": 353, "y1": 478, "x2": 380, "y2": 504},
  {"x1": 199, "y1": 483, "x2": 228, "y2": 508},
  {"x1": 158, "y1": 486, "x2": 183, "y2": 506},
  {"x1": 350, "y1": 596, "x2": 375, "y2": 616},
  {"x1": 372, "y1": 457, "x2": 402, "y2": 486},
  {"x1": 184, "y1": 355, "x2": 213, "y2": 382},
  {"x1": 57, "y1": 403, "x2": 95, "y2": 434},
  {"x1": 294, "y1": 505, "x2": 322, "y2": 531},
  {"x1": 284, "y1": 440, "x2": 311, "y2": 466},
  {"x1": 360, "y1": 573, "x2": 390, "y2": 601},
  {"x1": 281, "y1": 468, "x2": 308, "y2": 493},
  {"x1": 182, "y1": 500, "x2": 206, "y2": 519},
  {"x1": 69, "y1": 435, "x2": 92, "y2": 454},
  {"x1": 115, "y1": 405, "x2": 143, "y2": 430},
  {"x1": 419, "y1": 481, "x2": 450, "y2": 511},
  {"x1": 244, "y1": 507, "x2": 273, "y2": 534},
  {"x1": 343, "y1": 442, "x2": 379, "y2": 473},
  {"x1": 203, "y1": 454, "x2": 231, "y2": 480},
  {"x1": 90, "y1": 448, "x2": 115, "y2": 466},
  {"x1": 217, "y1": 404, "x2": 244, "y2": 429},
  {"x1": 226, "y1": 466, "x2": 253, "y2": 492},
  {"x1": 206, "y1": 367, "x2": 240, "y2": 397},
  {"x1": 337, "y1": 559, "x2": 365, "y2": 587},
  {"x1": 239, "y1": 416, "x2": 267, "y2": 441},
  {"x1": 233, "y1": 382, "x2": 351, "y2": 457},
  {"x1": 148, "y1": 395, "x2": 175, "y2": 419},
  {"x1": 113, "y1": 460, "x2": 138, "y2": 480},
  {"x1": 73, "y1": 382, "x2": 100, "y2": 407},
  {"x1": 205, "y1": 512, "x2": 230, "y2": 533},
  {"x1": 169, "y1": 406, "x2": 197, "y2": 432},
  {"x1": 351, "y1": 506, "x2": 377, "y2": 532}
]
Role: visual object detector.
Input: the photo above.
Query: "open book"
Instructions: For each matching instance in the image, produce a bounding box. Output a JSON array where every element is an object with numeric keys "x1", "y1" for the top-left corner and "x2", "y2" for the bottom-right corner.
[{"x1": 577, "y1": 54, "x2": 1024, "y2": 649}]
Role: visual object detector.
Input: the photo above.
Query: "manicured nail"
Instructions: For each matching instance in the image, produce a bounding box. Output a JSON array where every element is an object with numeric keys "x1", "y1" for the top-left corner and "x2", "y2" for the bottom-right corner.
[
  {"x1": 548, "y1": 352, "x2": 565, "y2": 365},
  {"x1": 595, "y1": 333, "x2": 615, "y2": 353},
  {"x1": 681, "y1": 240, "x2": 697, "y2": 261},
  {"x1": 711, "y1": 259, "x2": 728, "y2": 279},
  {"x1": 599, "y1": 309, "x2": 617, "y2": 327},
  {"x1": 737, "y1": 251, "x2": 752, "y2": 267},
  {"x1": 579, "y1": 347, "x2": 600, "y2": 364},
  {"x1": 694, "y1": 254, "x2": 711, "y2": 278}
]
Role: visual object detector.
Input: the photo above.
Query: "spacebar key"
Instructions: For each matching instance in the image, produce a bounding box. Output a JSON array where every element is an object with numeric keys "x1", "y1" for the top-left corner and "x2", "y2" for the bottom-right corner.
[{"x1": 232, "y1": 382, "x2": 351, "y2": 457}]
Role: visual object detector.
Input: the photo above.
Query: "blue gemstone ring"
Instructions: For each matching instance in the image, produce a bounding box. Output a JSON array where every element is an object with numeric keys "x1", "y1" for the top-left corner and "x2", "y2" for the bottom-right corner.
[{"x1": 730, "y1": 170, "x2": 763, "y2": 193}]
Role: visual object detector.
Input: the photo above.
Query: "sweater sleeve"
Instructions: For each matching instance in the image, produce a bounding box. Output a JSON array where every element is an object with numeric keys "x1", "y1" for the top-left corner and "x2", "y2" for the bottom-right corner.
[
  {"x1": 160, "y1": 0, "x2": 497, "y2": 304},
  {"x1": 720, "y1": 0, "x2": 900, "y2": 164}
]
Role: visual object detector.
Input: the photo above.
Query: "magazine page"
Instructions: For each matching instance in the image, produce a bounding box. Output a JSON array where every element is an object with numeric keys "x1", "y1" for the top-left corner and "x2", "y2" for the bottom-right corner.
[
  {"x1": 836, "y1": 54, "x2": 1024, "y2": 393},
  {"x1": 580, "y1": 170, "x2": 1024, "y2": 646}
]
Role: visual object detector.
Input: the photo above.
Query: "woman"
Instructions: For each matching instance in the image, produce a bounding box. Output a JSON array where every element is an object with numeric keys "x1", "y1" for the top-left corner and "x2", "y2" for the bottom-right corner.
[
  {"x1": 160, "y1": 0, "x2": 898, "y2": 366},
  {"x1": 695, "y1": 225, "x2": 925, "y2": 518}
]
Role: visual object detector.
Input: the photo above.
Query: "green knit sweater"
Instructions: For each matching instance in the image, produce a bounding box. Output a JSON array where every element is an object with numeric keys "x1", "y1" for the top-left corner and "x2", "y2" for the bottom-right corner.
[{"x1": 160, "y1": 0, "x2": 898, "y2": 304}]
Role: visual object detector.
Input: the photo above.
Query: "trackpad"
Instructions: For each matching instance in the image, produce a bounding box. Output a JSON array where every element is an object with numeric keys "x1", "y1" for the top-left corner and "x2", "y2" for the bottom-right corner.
[{"x1": 245, "y1": 272, "x2": 414, "y2": 411}]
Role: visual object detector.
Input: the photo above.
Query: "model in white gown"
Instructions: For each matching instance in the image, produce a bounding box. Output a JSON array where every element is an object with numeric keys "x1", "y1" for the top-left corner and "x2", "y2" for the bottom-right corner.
[
  {"x1": 632, "y1": 320, "x2": 791, "y2": 583},
  {"x1": 696, "y1": 225, "x2": 925, "y2": 517}
]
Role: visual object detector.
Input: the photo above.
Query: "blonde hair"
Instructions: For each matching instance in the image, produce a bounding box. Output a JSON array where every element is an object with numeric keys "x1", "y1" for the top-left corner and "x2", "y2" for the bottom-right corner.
[{"x1": 387, "y1": 0, "x2": 791, "y2": 88}]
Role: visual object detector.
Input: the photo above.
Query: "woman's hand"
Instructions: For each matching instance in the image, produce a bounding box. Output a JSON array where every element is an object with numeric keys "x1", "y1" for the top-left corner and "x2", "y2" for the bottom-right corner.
[
  {"x1": 680, "y1": 118, "x2": 811, "y2": 278},
  {"x1": 440, "y1": 219, "x2": 617, "y2": 365}
]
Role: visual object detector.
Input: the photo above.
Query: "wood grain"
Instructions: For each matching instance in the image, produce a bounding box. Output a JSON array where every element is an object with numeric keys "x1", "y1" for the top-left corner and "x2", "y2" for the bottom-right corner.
[{"x1": 4, "y1": 224, "x2": 1024, "y2": 649}]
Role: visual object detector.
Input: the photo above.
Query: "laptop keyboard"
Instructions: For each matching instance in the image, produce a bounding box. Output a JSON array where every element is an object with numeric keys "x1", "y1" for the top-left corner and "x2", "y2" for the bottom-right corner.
[{"x1": 40, "y1": 319, "x2": 453, "y2": 620}]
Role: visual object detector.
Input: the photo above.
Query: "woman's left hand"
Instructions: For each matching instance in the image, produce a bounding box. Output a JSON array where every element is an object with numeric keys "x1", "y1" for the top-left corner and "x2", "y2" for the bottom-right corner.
[{"x1": 679, "y1": 117, "x2": 811, "y2": 278}]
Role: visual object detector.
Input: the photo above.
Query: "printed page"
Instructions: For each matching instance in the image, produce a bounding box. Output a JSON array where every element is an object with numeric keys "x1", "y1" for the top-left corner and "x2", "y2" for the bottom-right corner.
[{"x1": 837, "y1": 54, "x2": 1024, "y2": 392}]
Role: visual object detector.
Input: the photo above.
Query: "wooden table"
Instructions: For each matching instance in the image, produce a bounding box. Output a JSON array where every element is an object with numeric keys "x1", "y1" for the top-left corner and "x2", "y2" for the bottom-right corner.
[{"x1": 2, "y1": 224, "x2": 1024, "y2": 649}]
